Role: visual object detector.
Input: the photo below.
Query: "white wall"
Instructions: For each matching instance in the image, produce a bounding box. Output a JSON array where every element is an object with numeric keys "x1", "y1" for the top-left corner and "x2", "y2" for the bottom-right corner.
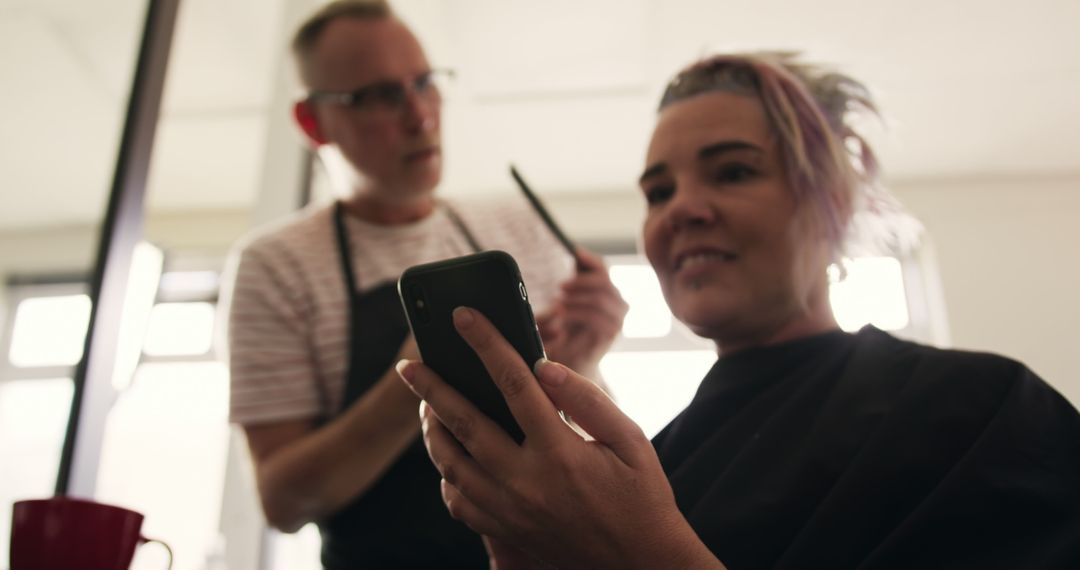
[
  {"x1": 0, "y1": 210, "x2": 248, "y2": 277},
  {"x1": 0, "y1": 225, "x2": 99, "y2": 278},
  {"x1": 893, "y1": 175, "x2": 1080, "y2": 406}
]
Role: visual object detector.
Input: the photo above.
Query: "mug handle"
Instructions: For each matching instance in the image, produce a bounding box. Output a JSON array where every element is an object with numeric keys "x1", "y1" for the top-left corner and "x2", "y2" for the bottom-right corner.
[{"x1": 138, "y1": 535, "x2": 174, "y2": 570}]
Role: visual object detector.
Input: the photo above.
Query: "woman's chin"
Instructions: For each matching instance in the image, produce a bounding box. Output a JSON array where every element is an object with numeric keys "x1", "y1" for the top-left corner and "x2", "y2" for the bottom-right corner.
[{"x1": 675, "y1": 306, "x2": 740, "y2": 342}]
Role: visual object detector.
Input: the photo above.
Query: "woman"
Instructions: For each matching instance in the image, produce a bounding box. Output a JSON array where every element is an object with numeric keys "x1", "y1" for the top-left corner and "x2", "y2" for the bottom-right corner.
[{"x1": 395, "y1": 53, "x2": 1080, "y2": 569}]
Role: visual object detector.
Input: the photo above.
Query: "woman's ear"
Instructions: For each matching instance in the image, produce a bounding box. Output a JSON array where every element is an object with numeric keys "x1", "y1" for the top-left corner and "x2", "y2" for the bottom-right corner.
[{"x1": 293, "y1": 100, "x2": 327, "y2": 146}]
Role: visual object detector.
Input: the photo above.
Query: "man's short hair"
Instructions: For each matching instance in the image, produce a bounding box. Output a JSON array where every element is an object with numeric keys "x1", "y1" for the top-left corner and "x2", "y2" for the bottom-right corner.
[{"x1": 292, "y1": 0, "x2": 393, "y2": 85}]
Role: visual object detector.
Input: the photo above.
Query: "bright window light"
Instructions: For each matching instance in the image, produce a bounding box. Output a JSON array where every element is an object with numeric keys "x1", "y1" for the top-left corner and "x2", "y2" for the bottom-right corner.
[
  {"x1": 8, "y1": 295, "x2": 91, "y2": 367},
  {"x1": 829, "y1": 256, "x2": 910, "y2": 332},
  {"x1": 143, "y1": 302, "x2": 216, "y2": 357},
  {"x1": 111, "y1": 242, "x2": 163, "y2": 391},
  {"x1": 600, "y1": 350, "x2": 716, "y2": 438},
  {"x1": 269, "y1": 524, "x2": 323, "y2": 570},
  {"x1": 609, "y1": 264, "x2": 671, "y2": 338}
]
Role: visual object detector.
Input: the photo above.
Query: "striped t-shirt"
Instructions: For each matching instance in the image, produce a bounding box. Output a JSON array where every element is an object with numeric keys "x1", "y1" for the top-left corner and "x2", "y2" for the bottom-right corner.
[{"x1": 222, "y1": 198, "x2": 573, "y2": 425}]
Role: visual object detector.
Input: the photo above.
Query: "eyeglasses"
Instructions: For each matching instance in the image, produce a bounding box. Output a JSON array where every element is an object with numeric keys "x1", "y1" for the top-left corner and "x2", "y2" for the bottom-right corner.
[{"x1": 306, "y1": 69, "x2": 454, "y2": 117}]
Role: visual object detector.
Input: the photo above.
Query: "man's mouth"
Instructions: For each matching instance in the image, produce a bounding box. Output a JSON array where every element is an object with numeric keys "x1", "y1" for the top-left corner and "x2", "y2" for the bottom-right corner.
[{"x1": 405, "y1": 146, "x2": 439, "y2": 162}]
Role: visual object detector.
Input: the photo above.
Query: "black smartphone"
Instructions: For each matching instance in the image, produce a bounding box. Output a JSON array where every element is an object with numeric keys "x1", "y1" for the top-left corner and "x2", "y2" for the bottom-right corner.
[{"x1": 398, "y1": 250, "x2": 545, "y2": 443}]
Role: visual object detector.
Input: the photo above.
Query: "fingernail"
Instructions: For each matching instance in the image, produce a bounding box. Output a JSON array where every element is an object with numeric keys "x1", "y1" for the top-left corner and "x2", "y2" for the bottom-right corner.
[
  {"x1": 453, "y1": 306, "x2": 474, "y2": 328},
  {"x1": 396, "y1": 359, "x2": 414, "y2": 385},
  {"x1": 533, "y1": 358, "x2": 566, "y2": 386}
]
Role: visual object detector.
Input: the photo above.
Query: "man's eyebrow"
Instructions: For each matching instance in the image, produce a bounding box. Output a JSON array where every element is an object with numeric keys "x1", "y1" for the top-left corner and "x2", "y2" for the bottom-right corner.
[{"x1": 699, "y1": 140, "x2": 763, "y2": 160}]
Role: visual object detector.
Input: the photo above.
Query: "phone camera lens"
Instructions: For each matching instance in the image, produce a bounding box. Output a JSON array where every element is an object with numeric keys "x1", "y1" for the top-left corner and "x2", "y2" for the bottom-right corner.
[{"x1": 411, "y1": 285, "x2": 431, "y2": 325}]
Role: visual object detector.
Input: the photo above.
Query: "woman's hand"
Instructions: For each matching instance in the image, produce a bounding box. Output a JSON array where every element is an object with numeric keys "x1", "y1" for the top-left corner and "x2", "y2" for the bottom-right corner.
[{"x1": 396, "y1": 307, "x2": 723, "y2": 569}]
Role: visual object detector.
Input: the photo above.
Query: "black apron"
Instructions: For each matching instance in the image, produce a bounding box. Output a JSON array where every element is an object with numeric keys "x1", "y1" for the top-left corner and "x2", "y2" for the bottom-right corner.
[{"x1": 319, "y1": 201, "x2": 488, "y2": 569}]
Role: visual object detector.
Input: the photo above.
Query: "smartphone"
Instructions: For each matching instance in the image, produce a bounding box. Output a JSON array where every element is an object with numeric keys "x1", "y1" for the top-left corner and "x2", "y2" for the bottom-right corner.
[{"x1": 398, "y1": 250, "x2": 545, "y2": 443}]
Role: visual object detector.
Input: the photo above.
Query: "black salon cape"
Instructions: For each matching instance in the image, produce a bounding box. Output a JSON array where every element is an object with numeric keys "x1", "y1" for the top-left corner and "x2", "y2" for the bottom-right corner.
[{"x1": 652, "y1": 327, "x2": 1080, "y2": 569}]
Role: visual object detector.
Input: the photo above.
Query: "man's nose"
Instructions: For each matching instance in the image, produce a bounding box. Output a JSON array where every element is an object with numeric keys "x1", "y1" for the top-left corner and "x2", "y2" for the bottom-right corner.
[{"x1": 402, "y1": 90, "x2": 436, "y2": 133}]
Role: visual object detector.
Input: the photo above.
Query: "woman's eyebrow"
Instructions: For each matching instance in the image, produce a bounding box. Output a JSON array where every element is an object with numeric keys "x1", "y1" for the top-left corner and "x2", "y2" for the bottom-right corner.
[
  {"x1": 698, "y1": 140, "x2": 763, "y2": 161},
  {"x1": 640, "y1": 140, "x2": 764, "y2": 185},
  {"x1": 639, "y1": 162, "x2": 668, "y2": 185}
]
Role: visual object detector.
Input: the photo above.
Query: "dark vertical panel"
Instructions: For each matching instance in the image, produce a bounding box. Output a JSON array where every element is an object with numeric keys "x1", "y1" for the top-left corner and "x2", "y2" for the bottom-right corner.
[
  {"x1": 299, "y1": 148, "x2": 316, "y2": 208},
  {"x1": 55, "y1": 0, "x2": 182, "y2": 495}
]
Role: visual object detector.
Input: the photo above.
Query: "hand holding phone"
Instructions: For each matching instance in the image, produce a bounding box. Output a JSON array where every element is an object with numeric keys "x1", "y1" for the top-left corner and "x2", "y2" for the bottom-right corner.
[{"x1": 398, "y1": 251, "x2": 545, "y2": 443}]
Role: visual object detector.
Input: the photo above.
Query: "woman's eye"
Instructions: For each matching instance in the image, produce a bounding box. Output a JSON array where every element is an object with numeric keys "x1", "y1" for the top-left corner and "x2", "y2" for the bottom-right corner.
[
  {"x1": 644, "y1": 185, "x2": 674, "y2": 205},
  {"x1": 712, "y1": 164, "x2": 757, "y2": 184}
]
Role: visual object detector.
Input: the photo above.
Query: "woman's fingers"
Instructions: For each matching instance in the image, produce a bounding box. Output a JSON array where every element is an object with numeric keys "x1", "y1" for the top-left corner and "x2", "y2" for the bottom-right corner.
[
  {"x1": 418, "y1": 399, "x2": 529, "y2": 540},
  {"x1": 451, "y1": 307, "x2": 576, "y2": 447},
  {"x1": 532, "y1": 359, "x2": 652, "y2": 466},
  {"x1": 399, "y1": 359, "x2": 518, "y2": 473},
  {"x1": 441, "y1": 479, "x2": 504, "y2": 537},
  {"x1": 420, "y1": 401, "x2": 510, "y2": 513}
]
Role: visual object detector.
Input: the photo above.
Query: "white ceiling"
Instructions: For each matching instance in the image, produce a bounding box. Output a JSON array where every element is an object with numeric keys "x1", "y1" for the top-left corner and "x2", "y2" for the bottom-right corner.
[{"x1": 2, "y1": 0, "x2": 1079, "y2": 231}]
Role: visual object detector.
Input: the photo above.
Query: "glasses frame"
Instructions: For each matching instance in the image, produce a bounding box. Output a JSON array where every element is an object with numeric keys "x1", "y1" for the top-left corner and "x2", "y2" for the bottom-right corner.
[{"x1": 305, "y1": 68, "x2": 455, "y2": 114}]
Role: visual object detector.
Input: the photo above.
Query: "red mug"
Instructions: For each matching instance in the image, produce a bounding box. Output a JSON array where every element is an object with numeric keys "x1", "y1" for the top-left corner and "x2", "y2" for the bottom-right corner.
[{"x1": 9, "y1": 496, "x2": 172, "y2": 570}]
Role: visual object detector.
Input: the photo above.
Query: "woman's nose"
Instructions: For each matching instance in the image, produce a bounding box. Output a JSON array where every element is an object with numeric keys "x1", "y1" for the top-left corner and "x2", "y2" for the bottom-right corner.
[{"x1": 667, "y1": 185, "x2": 717, "y2": 232}]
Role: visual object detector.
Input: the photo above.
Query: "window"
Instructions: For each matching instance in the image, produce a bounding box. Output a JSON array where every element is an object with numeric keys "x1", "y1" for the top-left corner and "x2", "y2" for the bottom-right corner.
[
  {"x1": 829, "y1": 256, "x2": 910, "y2": 332},
  {"x1": 142, "y1": 302, "x2": 216, "y2": 357},
  {"x1": 8, "y1": 294, "x2": 91, "y2": 367}
]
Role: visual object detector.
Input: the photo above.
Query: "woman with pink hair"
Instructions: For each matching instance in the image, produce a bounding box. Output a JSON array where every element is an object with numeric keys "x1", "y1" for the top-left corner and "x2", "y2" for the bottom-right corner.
[{"x1": 397, "y1": 53, "x2": 1080, "y2": 569}]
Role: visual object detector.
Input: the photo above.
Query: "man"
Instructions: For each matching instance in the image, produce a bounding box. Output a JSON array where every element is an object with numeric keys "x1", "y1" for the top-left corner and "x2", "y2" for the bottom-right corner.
[{"x1": 223, "y1": 1, "x2": 627, "y2": 567}]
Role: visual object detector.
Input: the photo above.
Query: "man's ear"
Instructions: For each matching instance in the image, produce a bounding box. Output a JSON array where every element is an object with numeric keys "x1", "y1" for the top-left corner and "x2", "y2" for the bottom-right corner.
[{"x1": 293, "y1": 100, "x2": 327, "y2": 146}]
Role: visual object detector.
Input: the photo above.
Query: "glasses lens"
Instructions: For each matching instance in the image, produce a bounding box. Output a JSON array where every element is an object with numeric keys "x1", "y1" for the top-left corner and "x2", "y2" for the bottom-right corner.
[
  {"x1": 418, "y1": 70, "x2": 454, "y2": 99},
  {"x1": 369, "y1": 82, "x2": 408, "y2": 108},
  {"x1": 414, "y1": 72, "x2": 434, "y2": 94}
]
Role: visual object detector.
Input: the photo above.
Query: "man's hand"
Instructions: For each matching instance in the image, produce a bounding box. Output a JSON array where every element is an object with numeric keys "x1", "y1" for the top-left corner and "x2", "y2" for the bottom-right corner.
[{"x1": 536, "y1": 248, "x2": 628, "y2": 377}]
